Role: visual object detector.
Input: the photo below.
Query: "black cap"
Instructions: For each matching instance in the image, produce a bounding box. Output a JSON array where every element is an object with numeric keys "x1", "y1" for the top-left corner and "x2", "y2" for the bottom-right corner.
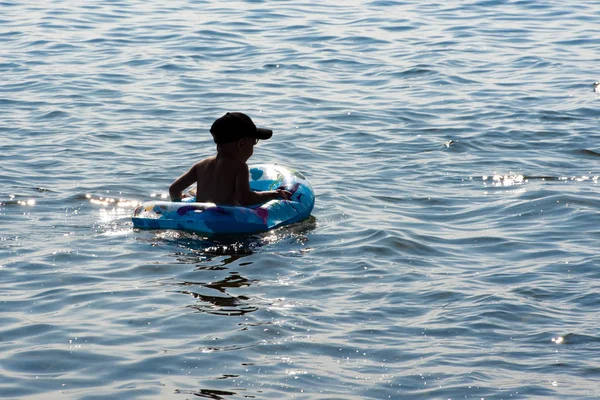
[{"x1": 210, "y1": 112, "x2": 273, "y2": 145}]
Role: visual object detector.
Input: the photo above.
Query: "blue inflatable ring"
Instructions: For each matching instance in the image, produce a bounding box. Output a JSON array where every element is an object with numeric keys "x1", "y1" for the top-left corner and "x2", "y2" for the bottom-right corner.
[{"x1": 132, "y1": 164, "x2": 315, "y2": 235}]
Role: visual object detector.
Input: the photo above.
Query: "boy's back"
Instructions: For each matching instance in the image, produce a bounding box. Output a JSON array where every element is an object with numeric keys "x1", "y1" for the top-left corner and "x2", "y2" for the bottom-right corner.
[{"x1": 192, "y1": 156, "x2": 245, "y2": 205}]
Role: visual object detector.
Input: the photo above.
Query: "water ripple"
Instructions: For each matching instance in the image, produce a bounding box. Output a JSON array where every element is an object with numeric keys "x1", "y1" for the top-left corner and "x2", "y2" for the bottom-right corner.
[{"x1": 2, "y1": 0, "x2": 600, "y2": 398}]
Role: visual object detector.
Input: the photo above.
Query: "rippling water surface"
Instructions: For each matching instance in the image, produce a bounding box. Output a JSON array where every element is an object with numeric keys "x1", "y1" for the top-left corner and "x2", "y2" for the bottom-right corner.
[{"x1": 2, "y1": 1, "x2": 600, "y2": 399}]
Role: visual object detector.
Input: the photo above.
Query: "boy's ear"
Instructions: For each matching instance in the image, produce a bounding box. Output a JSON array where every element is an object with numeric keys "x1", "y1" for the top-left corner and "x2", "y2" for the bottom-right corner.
[{"x1": 236, "y1": 138, "x2": 245, "y2": 149}]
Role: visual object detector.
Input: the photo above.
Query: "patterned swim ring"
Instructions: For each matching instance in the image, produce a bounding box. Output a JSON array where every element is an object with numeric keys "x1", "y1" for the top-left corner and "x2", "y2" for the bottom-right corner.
[{"x1": 132, "y1": 164, "x2": 315, "y2": 235}]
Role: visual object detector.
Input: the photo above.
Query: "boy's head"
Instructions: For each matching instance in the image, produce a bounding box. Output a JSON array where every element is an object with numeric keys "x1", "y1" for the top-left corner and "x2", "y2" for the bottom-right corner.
[{"x1": 210, "y1": 112, "x2": 273, "y2": 145}]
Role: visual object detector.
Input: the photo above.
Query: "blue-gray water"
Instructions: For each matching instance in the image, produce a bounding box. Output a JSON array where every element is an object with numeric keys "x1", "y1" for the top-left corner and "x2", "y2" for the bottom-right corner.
[{"x1": 2, "y1": 1, "x2": 600, "y2": 399}]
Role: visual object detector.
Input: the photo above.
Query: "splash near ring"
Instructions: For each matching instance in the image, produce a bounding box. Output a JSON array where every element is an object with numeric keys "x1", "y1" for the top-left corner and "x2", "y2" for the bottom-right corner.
[{"x1": 132, "y1": 164, "x2": 315, "y2": 235}]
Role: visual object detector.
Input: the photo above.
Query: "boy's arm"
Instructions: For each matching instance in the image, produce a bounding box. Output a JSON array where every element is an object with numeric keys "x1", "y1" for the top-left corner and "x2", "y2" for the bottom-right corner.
[
  {"x1": 169, "y1": 164, "x2": 197, "y2": 201},
  {"x1": 235, "y1": 163, "x2": 290, "y2": 206}
]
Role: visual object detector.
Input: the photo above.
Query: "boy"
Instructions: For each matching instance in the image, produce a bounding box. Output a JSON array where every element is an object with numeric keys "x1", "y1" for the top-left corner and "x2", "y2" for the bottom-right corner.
[{"x1": 169, "y1": 112, "x2": 291, "y2": 206}]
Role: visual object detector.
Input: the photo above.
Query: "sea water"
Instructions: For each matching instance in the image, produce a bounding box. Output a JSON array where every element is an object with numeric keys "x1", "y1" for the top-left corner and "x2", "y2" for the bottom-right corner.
[{"x1": 1, "y1": 1, "x2": 599, "y2": 398}]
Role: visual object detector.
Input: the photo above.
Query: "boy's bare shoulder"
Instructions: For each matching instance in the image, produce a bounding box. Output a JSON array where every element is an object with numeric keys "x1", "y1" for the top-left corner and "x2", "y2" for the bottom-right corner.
[
  {"x1": 214, "y1": 157, "x2": 248, "y2": 174},
  {"x1": 193, "y1": 156, "x2": 216, "y2": 169},
  {"x1": 231, "y1": 159, "x2": 249, "y2": 172},
  {"x1": 193, "y1": 156, "x2": 248, "y2": 179}
]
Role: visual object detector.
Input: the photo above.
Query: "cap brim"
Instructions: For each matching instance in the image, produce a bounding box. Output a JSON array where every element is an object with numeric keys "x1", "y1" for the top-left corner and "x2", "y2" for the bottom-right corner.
[{"x1": 255, "y1": 128, "x2": 273, "y2": 140}]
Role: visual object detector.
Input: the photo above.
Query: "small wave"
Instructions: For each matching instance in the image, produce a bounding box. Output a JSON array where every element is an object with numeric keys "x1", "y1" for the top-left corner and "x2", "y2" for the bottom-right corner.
[
  {"x1": 579, "y1": 149, "x2": 600, "y2": 157},
  {"x1": 39, "y1": 110, "x2": 69, "y2": 119}
]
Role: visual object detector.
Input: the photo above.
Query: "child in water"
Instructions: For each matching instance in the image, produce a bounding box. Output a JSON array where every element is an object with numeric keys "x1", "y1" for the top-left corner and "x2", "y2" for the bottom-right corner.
[{"x1": 169, "y1": 112, "x2": 291, "y2": 205}]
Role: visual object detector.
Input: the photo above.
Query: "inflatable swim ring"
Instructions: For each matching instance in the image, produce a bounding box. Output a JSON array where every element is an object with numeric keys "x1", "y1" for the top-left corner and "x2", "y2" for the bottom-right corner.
[{"x1": 132, "y1": 164, "x2": 315, "y2": 235}]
